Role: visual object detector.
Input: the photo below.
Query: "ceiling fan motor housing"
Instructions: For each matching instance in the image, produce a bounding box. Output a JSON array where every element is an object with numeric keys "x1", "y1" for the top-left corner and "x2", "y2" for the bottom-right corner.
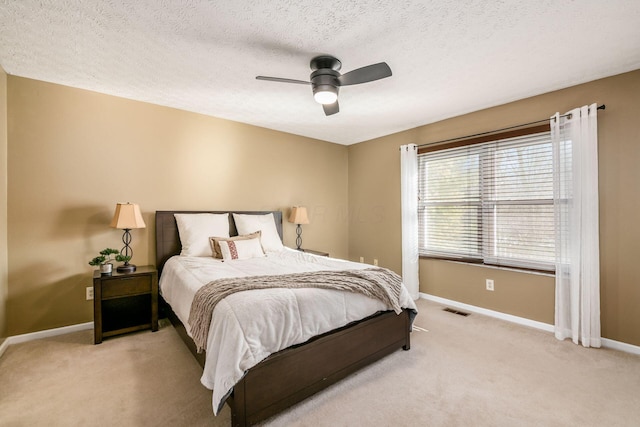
[{"x1": 311, "y1": 69, "x2": 340, "y2": 101}]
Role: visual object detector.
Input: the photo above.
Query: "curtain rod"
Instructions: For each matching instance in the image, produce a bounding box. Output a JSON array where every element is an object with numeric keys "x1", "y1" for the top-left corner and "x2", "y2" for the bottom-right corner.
[{"x1": 412, "y1": 104, "x2": 606, "y2": 150}]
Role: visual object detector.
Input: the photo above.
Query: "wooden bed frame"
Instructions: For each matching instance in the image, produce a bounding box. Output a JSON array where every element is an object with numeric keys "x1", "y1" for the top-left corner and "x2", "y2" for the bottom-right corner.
[{"x1": 155, "y1": 210, "x2": 411, "y2": 427}]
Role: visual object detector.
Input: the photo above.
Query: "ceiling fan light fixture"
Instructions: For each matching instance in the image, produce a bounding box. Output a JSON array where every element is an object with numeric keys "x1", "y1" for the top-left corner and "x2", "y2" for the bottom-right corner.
[{"x1": 313, "y1": 89, "x2": 338, "y2": 105}]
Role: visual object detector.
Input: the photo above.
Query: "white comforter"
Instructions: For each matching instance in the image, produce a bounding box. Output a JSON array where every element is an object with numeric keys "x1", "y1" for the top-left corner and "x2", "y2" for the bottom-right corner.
[{"x1": 159, "y1": 247, "x2": 417, "y2": 414}]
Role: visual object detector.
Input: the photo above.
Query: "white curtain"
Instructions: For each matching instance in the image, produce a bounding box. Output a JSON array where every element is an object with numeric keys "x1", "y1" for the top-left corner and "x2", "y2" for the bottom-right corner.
[
  {"x1": 400, "y1": 144, "x2": 419, "y2": 300},
  {"x1": 551, "y1": 104, "x2": 601, "y2": 347}
]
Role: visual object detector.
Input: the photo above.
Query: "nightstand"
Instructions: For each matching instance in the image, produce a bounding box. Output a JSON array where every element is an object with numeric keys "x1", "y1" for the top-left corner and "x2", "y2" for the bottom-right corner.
[
  {"x1": 301, "y1": 249, "x2": 329, "y2": 257},
  {"x1": 93, "y1": 265, "x2": 158, "y2": 344}
]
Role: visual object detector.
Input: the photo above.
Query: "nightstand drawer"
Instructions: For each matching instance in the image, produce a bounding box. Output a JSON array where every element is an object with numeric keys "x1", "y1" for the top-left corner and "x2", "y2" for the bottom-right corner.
[{"x1": 101, "y1": 275, "x2": 151, "y2": 298}]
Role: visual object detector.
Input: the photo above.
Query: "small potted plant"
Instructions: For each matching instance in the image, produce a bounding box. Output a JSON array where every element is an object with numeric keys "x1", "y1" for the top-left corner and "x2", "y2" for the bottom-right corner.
[{"x1": 89, "y1": 248, "x2": 130, "y2": 275}]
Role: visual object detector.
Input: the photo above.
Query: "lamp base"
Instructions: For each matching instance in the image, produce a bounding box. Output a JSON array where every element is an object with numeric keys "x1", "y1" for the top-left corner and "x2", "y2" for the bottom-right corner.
[
  {"x1": 116, "y1": 264, "x2": 137, "y2": 273},
  {"x1": 295, "y1": 224, "x2": 303, "y2": 250}
]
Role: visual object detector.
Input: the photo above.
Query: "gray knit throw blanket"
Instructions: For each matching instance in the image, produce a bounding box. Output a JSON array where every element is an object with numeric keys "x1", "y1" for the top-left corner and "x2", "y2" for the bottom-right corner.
[{"x1": 188, "y1": 268, "x2": 404, "y2": 353}]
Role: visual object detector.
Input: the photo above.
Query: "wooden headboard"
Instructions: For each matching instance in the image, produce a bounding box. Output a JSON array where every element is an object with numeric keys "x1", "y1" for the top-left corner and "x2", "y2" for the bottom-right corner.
[{"x1": 155, "y1": 210, "x2": 283, "y2": 276}]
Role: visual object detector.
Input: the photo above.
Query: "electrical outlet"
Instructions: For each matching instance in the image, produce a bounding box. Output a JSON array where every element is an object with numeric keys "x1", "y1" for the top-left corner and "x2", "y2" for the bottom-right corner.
[
  {"x1": 373, "y1": 259, "x2": 379, "y2": 266},
  {"x1": 359, "y1": 256, "x2": 364, "y2": 263},
  {"x1": 486, "y1": 279, "x2": 494, "y2": 291},
  {"x1": 86, "y1": 287, "x2": 94, "y2": 300}
]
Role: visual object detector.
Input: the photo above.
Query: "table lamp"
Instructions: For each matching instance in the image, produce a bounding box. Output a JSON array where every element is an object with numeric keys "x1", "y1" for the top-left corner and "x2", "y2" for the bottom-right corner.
[
  {"x1": 288, "y1": 206, "x2": 310, "y2": 250},
  {"x1": 110, "y1": 202, "x2": 146, "y2": 273}
]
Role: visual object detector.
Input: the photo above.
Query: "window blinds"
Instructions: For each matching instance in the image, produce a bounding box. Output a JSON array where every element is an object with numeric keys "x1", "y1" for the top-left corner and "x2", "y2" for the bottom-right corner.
[{"x1": 418, "y1": 131, "x2": 555, "y2": 271}]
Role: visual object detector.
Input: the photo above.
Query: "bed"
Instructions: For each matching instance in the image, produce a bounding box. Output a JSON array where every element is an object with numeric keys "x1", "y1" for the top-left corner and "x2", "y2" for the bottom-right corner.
[{"x1": 155, "y1": 210, "x2": 416, "y2": 426}]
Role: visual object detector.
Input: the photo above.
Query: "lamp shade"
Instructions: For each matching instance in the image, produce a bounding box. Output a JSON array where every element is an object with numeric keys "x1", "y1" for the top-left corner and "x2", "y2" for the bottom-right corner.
[
  {"x1": 110, "y1": 203, "x2": 146, "y2": 229},
  {"x1": 288, "y1": 206, "x2": 310, "y2": 225}
]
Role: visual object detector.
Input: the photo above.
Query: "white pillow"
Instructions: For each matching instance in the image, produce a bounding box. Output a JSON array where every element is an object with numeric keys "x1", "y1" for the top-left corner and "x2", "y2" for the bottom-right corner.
[
  {"x1": 218, "y1": 238, "x2": 265, "y2": 261},
  {"x1": 233, "y1": 213, "x2": 284, "y2": 252},
  {"x1": 174, "y1": 213, "x2": 229, "y2": 257}
]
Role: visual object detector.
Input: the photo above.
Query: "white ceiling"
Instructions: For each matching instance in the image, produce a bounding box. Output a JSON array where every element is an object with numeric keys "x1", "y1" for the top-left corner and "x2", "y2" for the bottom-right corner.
[{"x1": 1, "y1": 1, "x2": 640, "y2": 145}]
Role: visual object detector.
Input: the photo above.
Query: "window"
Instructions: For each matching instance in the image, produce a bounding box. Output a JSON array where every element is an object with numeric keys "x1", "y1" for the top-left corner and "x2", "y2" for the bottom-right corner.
[{"x1": 418, "y1": 127, "x2": 555, "y2": 271}]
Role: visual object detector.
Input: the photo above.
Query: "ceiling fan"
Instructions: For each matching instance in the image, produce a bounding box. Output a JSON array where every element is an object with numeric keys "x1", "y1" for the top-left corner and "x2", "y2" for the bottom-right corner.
[{"x1": 256, "y1": 55, "x2": 392, "y2": 116}]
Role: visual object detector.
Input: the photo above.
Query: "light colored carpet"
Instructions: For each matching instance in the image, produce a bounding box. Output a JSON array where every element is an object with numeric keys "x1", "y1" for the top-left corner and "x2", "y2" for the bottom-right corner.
[{"x1": 1, "y1": 299, "x2": 639, "y2": 426}]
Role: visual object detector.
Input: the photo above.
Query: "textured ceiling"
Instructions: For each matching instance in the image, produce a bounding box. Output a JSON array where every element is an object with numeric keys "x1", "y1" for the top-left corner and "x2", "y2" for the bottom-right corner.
[{"x1": 1, "y1": 1, "x2": 640, "y2": 145}]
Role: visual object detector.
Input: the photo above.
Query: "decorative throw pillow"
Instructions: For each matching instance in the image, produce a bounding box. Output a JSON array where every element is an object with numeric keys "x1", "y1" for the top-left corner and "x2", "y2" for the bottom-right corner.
[
  {"x1": 174, "y1": 213, "x2": 229, "y2": 257},
  {"x1": 218, "y1": 238, "x2": 265, "y2": 261},
  {"x1": 209, "y1": 231, "x2": 262, "y2": 259},
  {"x1": 232, "y1": 213, "x2": 284, "y2": 252}
]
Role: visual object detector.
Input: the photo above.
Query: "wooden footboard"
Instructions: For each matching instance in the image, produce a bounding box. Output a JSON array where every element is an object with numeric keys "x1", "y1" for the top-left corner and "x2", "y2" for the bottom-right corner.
[
  {"x1": 228, "y1": 309, "x2": 411, "y2": 427},
  {"x1": 163, "y1": 297, "x2": 410, "y2": 427}
]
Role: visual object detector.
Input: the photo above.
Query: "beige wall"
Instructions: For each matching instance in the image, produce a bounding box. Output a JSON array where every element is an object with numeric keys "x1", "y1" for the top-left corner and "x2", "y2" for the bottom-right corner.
[
  {"x1": 348, "y1": 127, "x2": 416, "y2": 270},
  {"x1": 6, "y1": 76, "x2": 349, "y2": 336},
  {"x1": 0, "y1": 66, "x2": 7, "y2": 342},
  {"x1": 349, "y1": 69, "x2": 640, "y2": 346}
]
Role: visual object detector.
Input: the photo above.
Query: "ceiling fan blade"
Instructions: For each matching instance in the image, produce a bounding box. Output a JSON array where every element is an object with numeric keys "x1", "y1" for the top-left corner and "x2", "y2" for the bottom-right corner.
[
  {"x1": 338, "y1": 62, "x2": 392, "y2": 86},
  {"x1": 323, "y1": 101, "x2": 339, "y2": 116},
  {"x1": 256, "y1": 76, "x2": 311, "y2": 85}
]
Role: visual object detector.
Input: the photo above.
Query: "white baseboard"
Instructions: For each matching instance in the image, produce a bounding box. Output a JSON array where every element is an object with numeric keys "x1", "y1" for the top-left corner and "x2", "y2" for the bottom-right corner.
[
  {"x1": 3, "y1": 298, "x2": 639, "y2": 358},
  {"x1": 420, "y1": 293, "x2": 640, "y2": 356},
  {"x1": 0, "y1": 322, "x2": 93, "y2": 359},
  {"x1": 600, "y1": 338, "x2": 640, "y2": 355}
]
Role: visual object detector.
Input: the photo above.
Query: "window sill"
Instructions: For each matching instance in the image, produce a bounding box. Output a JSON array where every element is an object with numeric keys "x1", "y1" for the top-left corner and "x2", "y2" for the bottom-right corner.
[{"x1": 419, "y1": 255, "x2": 555, "y2": 277}]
